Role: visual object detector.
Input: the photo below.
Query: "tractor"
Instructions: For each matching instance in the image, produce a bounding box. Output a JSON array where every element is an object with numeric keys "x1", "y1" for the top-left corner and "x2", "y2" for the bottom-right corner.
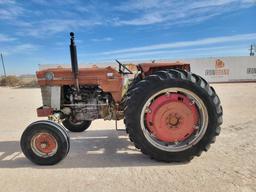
[{"x1": 20, "y1": 33, "x2": 223, "y2": 165}]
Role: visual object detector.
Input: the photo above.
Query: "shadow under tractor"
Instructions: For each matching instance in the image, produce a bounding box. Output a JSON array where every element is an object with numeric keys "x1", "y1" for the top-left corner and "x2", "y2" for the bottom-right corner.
[{"x1": 20, "y1": 33, "x2": 223, "y2": 165}]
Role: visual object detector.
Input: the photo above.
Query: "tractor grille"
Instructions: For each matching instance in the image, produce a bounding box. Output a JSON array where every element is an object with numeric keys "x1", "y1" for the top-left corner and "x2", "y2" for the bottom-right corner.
[{"x1": 40, "y1": 86, "x2": 51, "y2": 107}]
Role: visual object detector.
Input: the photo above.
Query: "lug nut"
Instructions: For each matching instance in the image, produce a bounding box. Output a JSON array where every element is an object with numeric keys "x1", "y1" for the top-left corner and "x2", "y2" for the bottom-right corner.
[
  {"x1": 145, "y1": 107, "x2": 152, "y2": 113},
  {"x1": 40, "y1": 143, "x2": 47, "y2": 149}
]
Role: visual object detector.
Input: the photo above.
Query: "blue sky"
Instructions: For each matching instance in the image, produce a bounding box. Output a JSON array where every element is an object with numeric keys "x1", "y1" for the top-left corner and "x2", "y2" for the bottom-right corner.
[{"x1": 0, "y1": 0, "x2": 256, "y2": 74}]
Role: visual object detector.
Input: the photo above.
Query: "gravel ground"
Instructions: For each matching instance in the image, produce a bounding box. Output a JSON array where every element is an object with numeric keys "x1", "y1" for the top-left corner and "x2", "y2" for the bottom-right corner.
[{"x1": 0, "y1": 83, "x2": 255, "y2": 192}]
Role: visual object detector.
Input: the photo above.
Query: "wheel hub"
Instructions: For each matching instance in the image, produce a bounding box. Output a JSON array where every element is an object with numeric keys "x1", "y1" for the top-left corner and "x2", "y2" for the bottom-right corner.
[
  {"x1": 167, "y1": 113, "x2": 181, "y2": 127},
  {"x1": 32, "y1": 133, "x2": 58, "y2": 156},
  {"x1": 146, "y1": 93, "x2": 199, "y2": 142}
]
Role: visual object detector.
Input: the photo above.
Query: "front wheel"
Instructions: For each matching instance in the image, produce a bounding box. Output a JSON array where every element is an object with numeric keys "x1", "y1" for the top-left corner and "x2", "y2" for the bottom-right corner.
[
  {"x1": 62, "y1": 118, "x2": 91, "y2": 132},
  {"x1": 20, "y1": 120, "x2": 70, "y2": 165},
  {"x1": 124, "y1": 69, "x2": 223, "y2": 162}
]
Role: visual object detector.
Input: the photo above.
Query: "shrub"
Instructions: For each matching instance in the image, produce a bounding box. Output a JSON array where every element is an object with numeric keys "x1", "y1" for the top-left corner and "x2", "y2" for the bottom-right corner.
[
  {"x1": 0, "y1": 76, "x2": 38, "y2": 87},
  {"x1": 20, "y1": 79, "x2": 39, "y2": 88},
  {"x1": 0, "y1": 76, "x2": 21, "y2": 87}
]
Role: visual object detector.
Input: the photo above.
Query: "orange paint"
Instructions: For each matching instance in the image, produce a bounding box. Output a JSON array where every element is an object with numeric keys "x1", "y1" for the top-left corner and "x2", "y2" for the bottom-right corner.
[
  {"x1": 36, "y1": 63, "x2": 190, "y2": 103},
  {"x1": 37, "y1": 66, "x2": 123, "y2": 102},
  {"x1": 138, "y1": 62, "x2": 190, "y2": 75}
]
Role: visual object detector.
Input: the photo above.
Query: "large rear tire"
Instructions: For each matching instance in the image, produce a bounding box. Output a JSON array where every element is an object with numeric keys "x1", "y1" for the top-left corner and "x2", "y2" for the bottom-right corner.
[
  {"x1": 20, "y1": 120, "x2": 70, "y2": 165},
  {"x1": 124, "y1": 69, "x2": 223, "y2": 162}
]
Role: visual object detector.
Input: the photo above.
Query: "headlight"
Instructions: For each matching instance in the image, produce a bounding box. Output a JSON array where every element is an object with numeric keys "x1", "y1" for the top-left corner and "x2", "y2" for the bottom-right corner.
[{"x1": 45, "y1": 72, "x2": 54, "y2": 80}]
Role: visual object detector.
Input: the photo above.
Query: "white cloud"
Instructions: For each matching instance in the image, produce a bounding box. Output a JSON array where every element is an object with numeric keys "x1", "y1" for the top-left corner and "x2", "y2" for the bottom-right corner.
[
  {"x1": 12, "y1": 44, "x2": 37, "y2": 53},
  {"x1": 115, "y1": 46, "x2": 246, "y2": 60},
  {"x1": 0, "y1": 34, "x2": 16, "y2": 42},
  {"x1": 0, "y1": 0, "x2": 15, "y2": 4},
  {"x1": 113, "y1": 0, "x2": 256, "y2": 26},
  {"x1": 30, "y1": 0, "x2": 78, "y2": 6},
  {"x1": 83, "y1": 44, "x2": 248, "y2": 63},
  {"x1": 91, "y1": 37, "x2": 113, "y2": 42},
  {"x1": 115, "y1": 12, "x2": 164, "y2": 26},
  {"x1": 0, "y1": 0, "x2": 255, "y2": 40},
  {"x1": 0, "y1": 0, "x2": 24, "y2": 20},
  {"x1": 115, "y1": 0, "x2": 162, "y2": 11},
  {"x1": 19, "y1": 19, "x2": 102, "y2": 37},
  {"x1": 2, "y1": 43, "x2": 38, "y2": 55},
  {"x1": 1, "y1": 0, "x2": 254, "y2": 39},
  {"x1": 0, "y1": 7, "x2": 23, "y2": 20},
  {"x1": 100, "y1": 33, "x2": 256, "y2": 55}
]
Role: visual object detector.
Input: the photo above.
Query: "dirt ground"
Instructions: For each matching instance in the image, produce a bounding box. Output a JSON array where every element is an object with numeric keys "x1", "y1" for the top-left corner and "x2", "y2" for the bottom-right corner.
[{"x1": 0, "y1": 83, "x2": 255, "y2": 192}]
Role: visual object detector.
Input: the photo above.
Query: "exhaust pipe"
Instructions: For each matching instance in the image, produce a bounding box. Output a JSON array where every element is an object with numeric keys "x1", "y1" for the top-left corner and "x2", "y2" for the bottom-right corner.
[{"x1": 69, "y1": 32, "x2": 80, "y2": 92}]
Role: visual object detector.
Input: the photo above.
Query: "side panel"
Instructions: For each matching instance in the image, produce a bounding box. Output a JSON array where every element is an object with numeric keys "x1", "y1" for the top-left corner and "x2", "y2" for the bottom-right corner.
[
  {"x1": 51, "y1": 86, "x2": 61, "y2": 110},
  {"x1": 40, "y1": 86, "x2": 61, "y2": 110},
  {"x1": 41, "y1": 86, "x2": 51, "y2": 106},
  {"x1": 37, "y1": 66, "x2": 123, "y2": 102}
]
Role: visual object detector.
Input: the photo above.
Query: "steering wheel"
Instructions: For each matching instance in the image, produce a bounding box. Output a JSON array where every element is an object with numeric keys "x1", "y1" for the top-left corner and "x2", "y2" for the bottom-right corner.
[{"x1": 115, "y1": 59, "x2": 133, "y2": 74}]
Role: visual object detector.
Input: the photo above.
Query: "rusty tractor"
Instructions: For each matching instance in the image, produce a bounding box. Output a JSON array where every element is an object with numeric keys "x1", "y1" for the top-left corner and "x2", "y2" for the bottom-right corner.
[{"x1": 20, "y1": 33, "x2": 223, "y2": 165}]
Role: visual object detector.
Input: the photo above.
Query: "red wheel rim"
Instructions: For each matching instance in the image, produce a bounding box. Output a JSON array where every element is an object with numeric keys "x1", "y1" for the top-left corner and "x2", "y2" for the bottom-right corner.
[
  {"x1": 31, "y1": 132, "x2": 58, "y2": 157},
  {"x1": 146, "y1": 93, "x2": 199, "y2": 143}
]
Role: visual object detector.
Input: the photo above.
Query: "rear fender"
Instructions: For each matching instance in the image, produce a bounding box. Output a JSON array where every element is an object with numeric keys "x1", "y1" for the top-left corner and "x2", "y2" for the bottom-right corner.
[{"x1": 138, "y1": 62, "x2": 190, "y2": 76}]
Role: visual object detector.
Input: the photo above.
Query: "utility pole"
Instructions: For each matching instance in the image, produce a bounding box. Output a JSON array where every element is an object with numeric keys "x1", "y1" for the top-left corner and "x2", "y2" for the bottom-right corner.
[
  {"x1": 0, "y1": 53, "x2": 7, "y2": 77},
  {"x1": 249, "y1": 44, "x2": 255, "y2": 56}
]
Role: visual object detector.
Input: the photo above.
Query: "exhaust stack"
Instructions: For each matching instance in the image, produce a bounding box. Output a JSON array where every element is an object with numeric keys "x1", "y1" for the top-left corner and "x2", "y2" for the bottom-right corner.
[{"x1": 69, "y1": 32, "x2": 80, "y2": 92}]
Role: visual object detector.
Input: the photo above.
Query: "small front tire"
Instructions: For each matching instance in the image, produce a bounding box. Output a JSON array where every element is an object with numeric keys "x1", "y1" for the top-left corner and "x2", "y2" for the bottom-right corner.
[{"x1": 20, "y1": 120, "x2": 70, "y2": 165}]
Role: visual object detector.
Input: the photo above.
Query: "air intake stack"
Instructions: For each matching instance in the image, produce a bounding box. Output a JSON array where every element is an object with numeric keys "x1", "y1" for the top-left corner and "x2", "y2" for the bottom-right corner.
[{"x1": 69, "y1": 32, "x2": 80, "y2": 92}]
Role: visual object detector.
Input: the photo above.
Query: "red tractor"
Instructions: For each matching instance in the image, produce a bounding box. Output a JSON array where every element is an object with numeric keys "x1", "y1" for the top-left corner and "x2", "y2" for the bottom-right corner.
[{"x1": 20, "y1": 33, "x2": 223, "y2": 165}]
